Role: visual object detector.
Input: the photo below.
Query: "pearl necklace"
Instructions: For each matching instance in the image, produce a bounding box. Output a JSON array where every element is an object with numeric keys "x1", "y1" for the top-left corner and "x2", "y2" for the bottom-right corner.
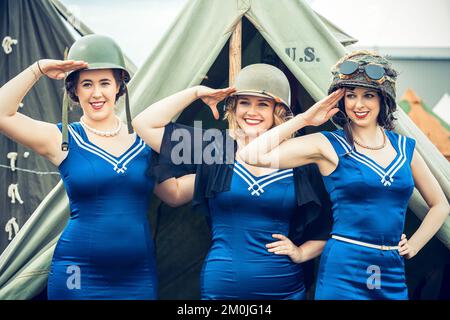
[
  {"x1": 80, "y1": 116, "x2": 122, "y2": 137},
  {"x1": 353, "y1": 127, "x2": 386, "y2": 150}
]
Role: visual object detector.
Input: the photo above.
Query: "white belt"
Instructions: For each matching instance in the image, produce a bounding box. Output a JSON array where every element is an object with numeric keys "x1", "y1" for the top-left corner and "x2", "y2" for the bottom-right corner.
[{"x1": 332, "y1": 235, "x2": 399, "y2": 251}]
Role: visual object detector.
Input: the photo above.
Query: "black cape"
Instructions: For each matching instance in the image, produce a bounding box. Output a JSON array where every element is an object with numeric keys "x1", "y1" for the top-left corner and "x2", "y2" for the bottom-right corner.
[{"x1": 149, "y1": 123, "x2": 332, "y2": 244}]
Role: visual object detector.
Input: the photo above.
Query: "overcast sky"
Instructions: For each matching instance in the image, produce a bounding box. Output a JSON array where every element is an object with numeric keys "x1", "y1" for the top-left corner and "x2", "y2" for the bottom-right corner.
[
  {"x1": 60, "y1": 0, "x2": 450, "y2": 67},
  {"x1": 308, "y1": 0, "x2": 450, "y2": 48}
]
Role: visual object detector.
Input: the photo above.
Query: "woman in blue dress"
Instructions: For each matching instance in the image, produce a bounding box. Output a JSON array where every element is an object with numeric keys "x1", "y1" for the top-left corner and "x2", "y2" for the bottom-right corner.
[
  {"x1": 239, "y1": 51, "x2": 449, "y2": 300},
  {"x1": 0, "y1": 35, "x2": 193, "y2": 299},
  {"x1": 133, "y1": 64, "x2": 332, "y2": 300}
]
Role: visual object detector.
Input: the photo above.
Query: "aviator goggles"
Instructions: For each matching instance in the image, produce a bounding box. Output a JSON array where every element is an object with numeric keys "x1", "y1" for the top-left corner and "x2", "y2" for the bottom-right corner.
[{"x1": 338, "y1": 60, "x2": 391, "y2": 84}]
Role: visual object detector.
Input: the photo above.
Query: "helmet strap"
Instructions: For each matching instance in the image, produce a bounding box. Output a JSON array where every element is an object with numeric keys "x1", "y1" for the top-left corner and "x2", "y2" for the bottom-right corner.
[
  {"x1": 124, "y1": 85, "x2": 133, "y2": 134},
  {"x1": 61, "y1": 91, "x2": 69, "y2": 151}
]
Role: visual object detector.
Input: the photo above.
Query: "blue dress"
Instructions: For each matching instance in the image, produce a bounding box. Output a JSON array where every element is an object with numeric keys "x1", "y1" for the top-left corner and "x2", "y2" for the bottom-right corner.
[
  {"x1": 315, "y1": 129, "x2": 415, "y2": 300},
  {"x1": 47, "y1": 123, "x2": 157, "y2": 299},
  {"x1": 201, "y1": 161, "x2": 306, "y2": 300}
]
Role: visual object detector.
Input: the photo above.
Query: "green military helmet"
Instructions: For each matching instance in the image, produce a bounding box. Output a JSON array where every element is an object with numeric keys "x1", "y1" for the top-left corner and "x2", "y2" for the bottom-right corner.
[
  {"x1": 328, "y1": 50, "x2": 398, "y2": 110},
  {"x1": 65, "y1": 34, "x2": 130, "y2": 84},
  {"x1": 232, "y1": 63, "x2": 291, "y2": 110},
  {"x1": 61, "y1": 34, "x2": 133, "y2": 151}
]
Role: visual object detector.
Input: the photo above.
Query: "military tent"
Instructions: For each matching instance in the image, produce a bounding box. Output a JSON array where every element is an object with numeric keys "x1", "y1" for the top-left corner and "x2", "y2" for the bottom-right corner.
[
  {"x1": 399, "y1": 89, "x2": 450, "y2": 161},
  {"x1": 433, "y1": 93, "x2": 450, "y2": 126},
  {"x1": 0, "y1": 0, "x2": 449, "y2": 300}
]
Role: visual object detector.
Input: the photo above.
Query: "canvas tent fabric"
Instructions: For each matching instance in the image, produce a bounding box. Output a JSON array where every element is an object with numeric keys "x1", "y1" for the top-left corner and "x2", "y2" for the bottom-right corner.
[
  {"x1": 0, "y1": 0, "x2": 449, "y2": 300},
  {"x1": 433, "y1": 93, "x2": 450, "y2": 126},
  {"x1": 0, "y1": 0, "x2": 83, "y2": 255},
  {"x1": 399, "y1": 89, "x2": 450, "y2": 161}
]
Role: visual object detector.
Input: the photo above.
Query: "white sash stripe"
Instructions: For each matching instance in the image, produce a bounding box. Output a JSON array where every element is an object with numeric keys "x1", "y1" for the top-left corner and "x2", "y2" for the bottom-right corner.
[
  {"x1": 117, "y1": 138, "x2": 144, "y2": 166},
  {"x1": 67, "y1": 125, "x2": 146, "y2": 173},
  {"x1": 70, "y1": 125, "x2": 143, "y2": 166},
  {"x1": 234, "y1": 162, "x2": 292, "y2": 192},
  {"x1": 119, "y1": 141, "x2": 146, "y2": 171},
  {"x1": 233, "y1": 167, "x2": 261, "y2": 196},
  {"x1": 330, "y1": 131, "x2": 408, "y2": 187},
  {"x1": 234, "y1": 161, "x2": 291, "y2": 184},
  {"x1": 68, "y1": 126, "x2": 117, "y2": 163},
  {"x1": 234, "y1": 162, "x2": 258, "y2": 184},
  {"x1": 347, "y1": 154, "x2": 385, "y2": 179},
  {"x1": 385, "y1": 135, "x2": 405, "y2": 177},
  {"x1": 116, "y1": 136, "x2": 142, "y2": 164},
  {"x1": 352, "y1": 150, "x2": 390, "y2": 175},
  {"x1": 330, "y1": 132, "x2": 351, "y2": 153},
  {"x1": 387, "y1": 136, "x2": 407, "y2": 178},
  {"x1": 348, "y1": 151, "x2": 386, "y2": 177},
  {"x1": 233, "y1": 165, "x2": 266, "y2": 193},
  {"x1": 378, "y1": 135, "x2": 405, "y2": 186},
  {"x1": 255, "y1": 168, "x2": 293, "y2": 184},
  {"x1": 333, "y1": 133, "x2": 386, "y2": 177},
  {"x1": 68, "y1": 126, "x2": 118, "y2": 167},
  {"x1": 233, "y1": 162, "x2": 293, "y2": 197},
  {"x1": 258, "y1": 173, "x2": 294, "y2": 189},
  {"x1": 250, "y1": 173, "x2": 294, "y2": 196}
]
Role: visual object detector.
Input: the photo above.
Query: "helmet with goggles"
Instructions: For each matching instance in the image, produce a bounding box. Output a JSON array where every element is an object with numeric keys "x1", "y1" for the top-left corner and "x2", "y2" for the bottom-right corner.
[{"x1": 328, "y1": 50, "x2": 398, "y2": 110}]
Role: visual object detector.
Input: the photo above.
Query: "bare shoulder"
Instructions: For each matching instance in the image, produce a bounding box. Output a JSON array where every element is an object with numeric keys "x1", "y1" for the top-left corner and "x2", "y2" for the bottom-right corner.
[
  {"x1": 275, "y1": 132, "x2": 338, "y2": 172},
  {"x1": 295, "y1": 132, "x2": 337, "y2": 161},
  {"x1": 290, "y1": 132, "x2": 329, "y2": 148},
  {"x1": 0, "y1": 112, "x2": 66, "y2": 166},
  {"x1": 312, "y1": 131, "x2": 339, "y2": 175}
]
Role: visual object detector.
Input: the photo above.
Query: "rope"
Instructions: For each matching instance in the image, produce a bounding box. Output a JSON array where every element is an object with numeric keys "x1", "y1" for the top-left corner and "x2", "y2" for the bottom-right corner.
[
  {"x1": 5, "y1": 217, "x2": 20, "y2": 241},
  {"x1": 0, "y1": 164, "x2": 60, "y2": 175},
  {"x1": 8, "y1": 183, "x2": 24, "y2": 204},
  {"x1": 2, "y1": 36, "x2": 18, "y2": 54}
]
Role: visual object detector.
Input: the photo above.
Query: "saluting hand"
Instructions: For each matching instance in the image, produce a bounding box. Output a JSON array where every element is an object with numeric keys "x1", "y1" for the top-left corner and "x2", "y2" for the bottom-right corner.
[
  {"x1": 196, "y1": 85, "x2": 236, "y2": 120},
  {"x1": 266, "y1": 234, "x2": 304, "y2": 263},
  {"x1": 38, "y1": 59, "x2": 88, "y2": 80},
  {"x1": 300, "y1": 88, "x2": 345, "y2": 126}
]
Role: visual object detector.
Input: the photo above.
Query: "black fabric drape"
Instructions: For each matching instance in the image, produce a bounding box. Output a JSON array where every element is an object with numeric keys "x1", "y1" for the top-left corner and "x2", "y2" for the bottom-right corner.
[{"x1": 150, "y1": 122, "x2": 332, "y2": 243}]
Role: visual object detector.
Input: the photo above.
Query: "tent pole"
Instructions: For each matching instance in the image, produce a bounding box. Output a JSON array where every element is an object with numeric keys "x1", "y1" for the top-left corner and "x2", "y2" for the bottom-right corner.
[{"x1": 229, "y1": 19, "x2": 242, "y2": 86}]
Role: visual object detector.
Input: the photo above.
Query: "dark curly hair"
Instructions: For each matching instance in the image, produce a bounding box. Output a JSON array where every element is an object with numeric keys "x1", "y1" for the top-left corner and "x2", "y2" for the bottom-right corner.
[
  {"x1": 332, "y1": 87, "x2": 397, "y2": 145},
  {"x1": 65, "y1": 69, "x2": 127, "y2": 103}
]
